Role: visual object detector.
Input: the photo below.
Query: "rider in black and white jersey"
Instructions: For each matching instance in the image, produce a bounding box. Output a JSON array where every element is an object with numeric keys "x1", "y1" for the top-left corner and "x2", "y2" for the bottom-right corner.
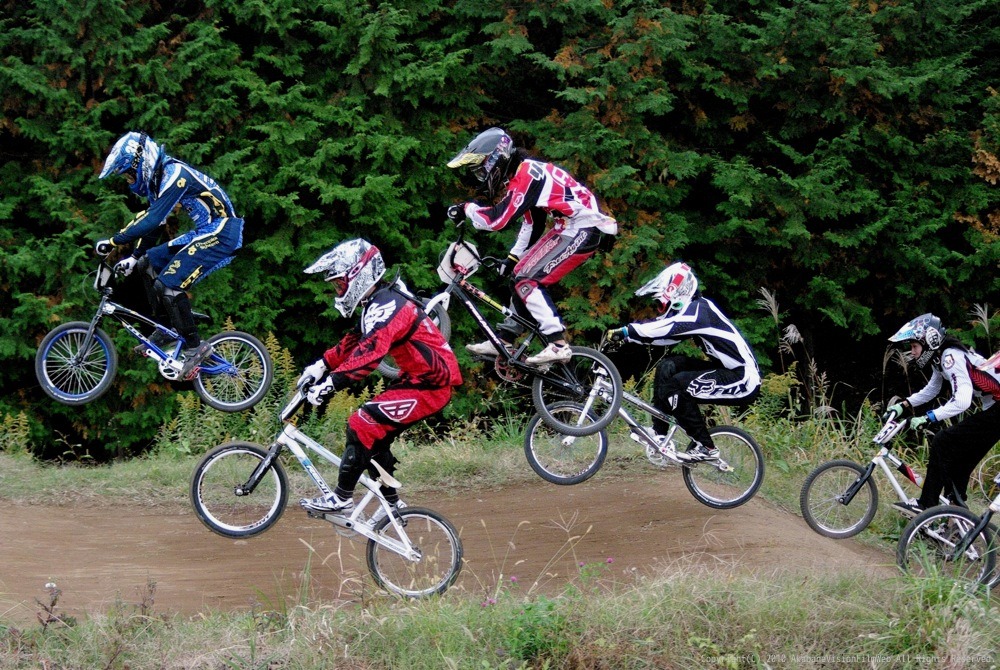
[{"x1": 606, "y1": 262, "x2": 761, "y2": 461}]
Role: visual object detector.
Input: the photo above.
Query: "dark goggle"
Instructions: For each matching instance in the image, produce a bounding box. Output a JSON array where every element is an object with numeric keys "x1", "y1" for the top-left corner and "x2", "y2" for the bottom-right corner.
[
  {"x1": 470, "y1": 165, "x2": 488, "y2": 182},
  {"x1": 328, "y1": 274, "x2": 349, "y2": 296}
]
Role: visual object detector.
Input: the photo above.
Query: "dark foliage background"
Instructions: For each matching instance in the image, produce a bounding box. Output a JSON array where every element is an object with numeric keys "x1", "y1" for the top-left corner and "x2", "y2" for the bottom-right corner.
[{"x1": 3, "y1": 0, "x2": 999, "y2": 456}]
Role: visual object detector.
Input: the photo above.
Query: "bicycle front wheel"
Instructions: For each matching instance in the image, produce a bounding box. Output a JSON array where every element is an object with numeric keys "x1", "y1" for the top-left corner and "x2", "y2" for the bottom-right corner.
[
  {"x1": 524, "y1": 402, "x2": 608, "y2": 485},
  {"x1": 897, "y1": 505, "x2": 997, "y2": 589},
  {"x1": 191, "y1": 441, "x2": 288, "y2": 538},
  {"x1": 531, "y1": 346, "x2": 623, "y2": 436},
  {"x1": 35, "y1": 321, "x2": 118, "y2": 405},
  {"x1": 799, "y1": 459, "x2": 878, "y2": 539},
  {"x1": 366, "y1": 507, "x2": 463, "y2": 598},
  {"x1": 682, "y1": 426, "x2": 764, "y2": 509},
  {"x1": 193, "y1": 331, "x2": 274, "y2": 412}
]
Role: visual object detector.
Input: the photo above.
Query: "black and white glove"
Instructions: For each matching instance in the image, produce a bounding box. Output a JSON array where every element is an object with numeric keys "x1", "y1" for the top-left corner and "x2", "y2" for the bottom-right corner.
[
  {"x1": 297, "y1": 358, "x2": 329, "y2": 388},
  {"x1": 446, "y1": 204, "x2": 466, "y2": 224},
  {"x1": 114, "y1": 257, "x2": 138, "y2": 277},
  {"x1": 605, "y1": 327, "x2": 627, "y2": 343},
  {"x1": 497, "y1": 254, "x2": 519, "y2": 277},
  {"x1": 95, "y1": 239, "x2": 116, "y2": 256},
  {"x1": 306, "y1": 376, "x2": 337, "y2": 406}
]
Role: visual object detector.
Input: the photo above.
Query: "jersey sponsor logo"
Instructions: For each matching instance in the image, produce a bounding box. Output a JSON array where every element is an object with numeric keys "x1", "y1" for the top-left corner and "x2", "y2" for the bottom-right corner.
[
  {"x1": 363, "y1": 300, "x2": 396, "y2": 333},
  {"x1": 180, "y1": 266, "x2": 203, "y2": 289},
  {"x1": 942, "y1": 353, "x2": 955, "y2": 369},
  {"x1": 374, "y1": 399, "x2": 418, "y2": 422},
  {"x1": 543, "y1": 232, "x2": 587, "y2": 274}
]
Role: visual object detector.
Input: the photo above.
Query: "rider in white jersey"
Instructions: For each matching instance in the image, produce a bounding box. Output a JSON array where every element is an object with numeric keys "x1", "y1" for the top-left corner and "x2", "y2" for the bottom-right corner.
[
  {"x1": 884, "y1": 313, "x2": 1000, "y2": 515},
  {"x1": 607, "y1": 262, "x2": 761, "y2": 461}
]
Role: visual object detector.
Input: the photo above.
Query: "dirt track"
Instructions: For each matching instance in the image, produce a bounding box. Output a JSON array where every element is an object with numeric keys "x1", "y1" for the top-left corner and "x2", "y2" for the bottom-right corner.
[{"x1": 0, "y1": 474, "x2": 893, "y2": 624}]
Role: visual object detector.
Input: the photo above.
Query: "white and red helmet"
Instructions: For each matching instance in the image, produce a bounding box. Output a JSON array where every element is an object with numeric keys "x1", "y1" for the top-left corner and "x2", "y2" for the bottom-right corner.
[
  {"x1": 636, "y1": 262, "x2": 699, "y2": 314},
  {"x1": 305, "y1": 239, "x2": 386, "y2": 318}
]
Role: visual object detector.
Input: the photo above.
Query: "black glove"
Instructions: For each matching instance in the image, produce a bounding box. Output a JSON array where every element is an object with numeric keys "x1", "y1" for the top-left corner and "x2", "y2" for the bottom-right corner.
[
  {"x1": 497, "y1": 254, "x2": 519, "y2": 277},
  {"x1": 95, "y1": 239, "x2": 116, "y2": 256},
  {"x1": 446, "y1": 204, "x2": 465, "y2": 223}
]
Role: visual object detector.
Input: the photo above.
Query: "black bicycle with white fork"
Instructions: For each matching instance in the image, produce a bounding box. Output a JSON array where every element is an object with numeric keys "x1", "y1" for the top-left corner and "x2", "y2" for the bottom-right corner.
[
  {"x1": 35, "y1": 255, "x2": 273, "y2": 412},
  {"x1": 380, "y1": 220, "x2": 623, "y2": 437}
]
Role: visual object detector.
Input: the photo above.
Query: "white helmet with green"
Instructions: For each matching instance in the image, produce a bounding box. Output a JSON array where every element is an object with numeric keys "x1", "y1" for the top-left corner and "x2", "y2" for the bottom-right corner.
[
  {"x1": 888, "y1": 313, "x2": 945, "y2": 369},
  {"x1": 636, "y1": 262, "x2": 699, "y2": 314},
  {"x1": 305, "y1": 239, "x2": 386, "y2": 318}
]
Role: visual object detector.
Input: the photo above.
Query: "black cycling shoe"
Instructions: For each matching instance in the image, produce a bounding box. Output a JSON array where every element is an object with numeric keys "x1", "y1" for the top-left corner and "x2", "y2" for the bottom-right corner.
[{"x1": 180, "y1": 341, "x2": 214, "y2": 379}]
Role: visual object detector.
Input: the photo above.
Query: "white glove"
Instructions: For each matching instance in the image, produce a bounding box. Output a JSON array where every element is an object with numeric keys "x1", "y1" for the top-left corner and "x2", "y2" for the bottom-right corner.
[
  {"x1": 297, "y1": 359, "x2": 329, "y2": 387},
  {"x1": 114, "y1": 257, "x2": 138, "y2": 277},
  {"x1": 306, "y1": 376, "x2": 336, "y2": 406},
  {"x1": 95, "y1": 239, "x2": 116, "y2": 255}
]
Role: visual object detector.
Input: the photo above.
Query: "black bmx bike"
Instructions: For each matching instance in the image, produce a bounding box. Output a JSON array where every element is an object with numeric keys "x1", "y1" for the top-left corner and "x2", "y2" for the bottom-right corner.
[
  {"x1": 381, "y1": 220, "x2": 624, "y2": 437},
  {"x1": 35, "y1": 256, "x2": 273, "y2": 412}
]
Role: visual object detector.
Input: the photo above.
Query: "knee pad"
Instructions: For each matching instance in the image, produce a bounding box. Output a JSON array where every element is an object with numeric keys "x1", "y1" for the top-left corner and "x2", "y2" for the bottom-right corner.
[
  {"x1": 154, "y1": 279, "x2": 197, "y2": 338},
  {"x1": 338, "y1": 430, "x2": 374, "y2": 490},
  {"x1": 655, "y1": 357, "x2": 679, "y2": 384},
  {"x1": 153, "y1": 278, "x2": 184, "y2": 301}
]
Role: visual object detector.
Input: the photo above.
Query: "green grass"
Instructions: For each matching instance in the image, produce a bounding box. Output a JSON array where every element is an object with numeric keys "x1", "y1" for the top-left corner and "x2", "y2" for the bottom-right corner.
[{"x1": 3, "y1": 562, "x2": 997, "y2": 669}]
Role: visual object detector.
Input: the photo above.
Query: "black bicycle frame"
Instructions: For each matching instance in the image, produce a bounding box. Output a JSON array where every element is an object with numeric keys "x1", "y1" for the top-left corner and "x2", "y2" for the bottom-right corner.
[
  {"x1": 950, "y1": 509, "x2": 996, "y2": 561},
  {"x1": 838, "y1": 463, "x2": 878, "y2": 506},
  {"x1": 90, "y1": 291, "x2": 183, "y2": 357}
]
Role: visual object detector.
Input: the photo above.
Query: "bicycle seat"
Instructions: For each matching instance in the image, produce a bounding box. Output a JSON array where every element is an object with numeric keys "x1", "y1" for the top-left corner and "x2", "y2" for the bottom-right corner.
[{"x1": 193, "y1": 311, "x2": 213, "y2": 324}]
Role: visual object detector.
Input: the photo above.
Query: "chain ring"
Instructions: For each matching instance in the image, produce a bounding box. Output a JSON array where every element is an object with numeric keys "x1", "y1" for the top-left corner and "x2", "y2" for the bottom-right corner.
[{"x1": 494, "y1": 357, "x2": 527, "y2": 384}]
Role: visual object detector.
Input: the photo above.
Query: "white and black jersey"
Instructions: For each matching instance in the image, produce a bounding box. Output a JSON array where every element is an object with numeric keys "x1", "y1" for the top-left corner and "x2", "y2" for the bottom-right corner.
[
  {"x1": 907, "y1": 347, "x2": 1000, "y2": 422},
  {"x1": 623, "y1": 296, "x2": 761, "y2": 397}
]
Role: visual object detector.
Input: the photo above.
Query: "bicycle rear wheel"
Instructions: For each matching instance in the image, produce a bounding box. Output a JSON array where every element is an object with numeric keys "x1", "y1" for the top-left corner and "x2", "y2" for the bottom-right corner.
[
  {"x1": 530, "y1": 346, "x2": 623, "y2": 436},
  {"x1": 682, "y1": 426, "x2": 764, "y2": 509},
  {"x1": 193, "y1": 331, "x2": 274, "y2": 412},
  {"x1": 191, "y1": 442, "x2": 287, "y2": 538},
  {"x1": 524, "y1": 402, "x2": 608, "y2": 485},
  {"x1": 897, "y1": 505, "x2": 997, "y2": 589},
  {"x1": 799, "y1": 459, "x2": 878, "y2": 539},
  {"x1": 366, "y1": 507, "x2": 463, "y2": 598}
]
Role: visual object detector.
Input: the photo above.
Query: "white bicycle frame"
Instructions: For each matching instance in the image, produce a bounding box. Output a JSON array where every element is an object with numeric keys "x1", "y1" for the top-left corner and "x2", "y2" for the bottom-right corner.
[
  {"x1": 270, "y1": 391, "x2": 421, "y2": 561},
  {"x1": 844, "y1": 418, "x2": 949, "y2": 507}
]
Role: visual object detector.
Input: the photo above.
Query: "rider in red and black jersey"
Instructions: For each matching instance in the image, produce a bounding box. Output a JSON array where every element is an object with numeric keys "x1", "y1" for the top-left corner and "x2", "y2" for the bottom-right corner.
[
  {"x1": 447, "y1": 128, "x2": 617, "y2": 366},
  {"x1": 296, "y1": 239, "x2": 462, "y2": 518}
]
